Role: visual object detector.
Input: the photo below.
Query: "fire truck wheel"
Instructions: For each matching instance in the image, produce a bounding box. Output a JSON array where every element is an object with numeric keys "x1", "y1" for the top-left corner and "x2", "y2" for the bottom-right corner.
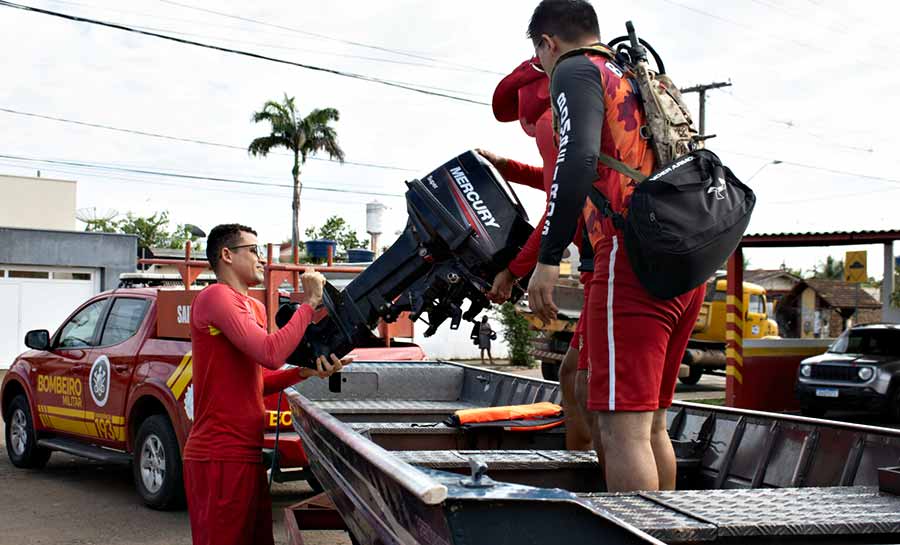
[
  {"x1": 541, "y1": 361, "x2": 560, "y2": 382},
  {"x1": 5, "y1": 395, "x2": 51, "y2": 469},
  {"x1": 133, "y1": 415, "x2": 185, "y2": 510}
]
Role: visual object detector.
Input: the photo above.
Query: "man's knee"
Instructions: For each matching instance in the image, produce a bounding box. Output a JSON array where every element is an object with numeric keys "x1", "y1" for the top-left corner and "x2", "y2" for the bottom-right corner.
[
  {"x1": 559, "y1": 347, "x2": 578, "y2": 379},
  {"x1": 594, "y1": 410, "x2": 654, "y2": 443}
]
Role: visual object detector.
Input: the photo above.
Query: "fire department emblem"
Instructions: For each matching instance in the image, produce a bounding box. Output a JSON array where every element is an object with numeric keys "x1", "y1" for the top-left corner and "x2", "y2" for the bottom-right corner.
[
  {"x1": 184, "y1": 385, "x2": 194, "y2": 421},
  {"x1": 89, "y1": 355, "x2": 111, "y2": 407}
]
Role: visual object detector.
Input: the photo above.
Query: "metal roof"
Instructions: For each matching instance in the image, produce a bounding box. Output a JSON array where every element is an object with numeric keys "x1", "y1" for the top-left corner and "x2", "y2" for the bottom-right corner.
[{"x1": 742, "y1": 229, "x2": 900, "y2": 248}]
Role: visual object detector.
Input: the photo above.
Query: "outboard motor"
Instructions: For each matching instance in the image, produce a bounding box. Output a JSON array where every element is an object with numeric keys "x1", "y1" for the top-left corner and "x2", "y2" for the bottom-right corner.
[{"x1": 277, "y1": 150, "x2": 533, "y2": 368}]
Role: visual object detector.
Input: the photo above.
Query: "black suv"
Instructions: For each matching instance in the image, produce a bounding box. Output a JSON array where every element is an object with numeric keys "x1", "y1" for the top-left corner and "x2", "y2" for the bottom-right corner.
[{"x1": 795, "y1": 324, "x2": 900, "y2": 419}]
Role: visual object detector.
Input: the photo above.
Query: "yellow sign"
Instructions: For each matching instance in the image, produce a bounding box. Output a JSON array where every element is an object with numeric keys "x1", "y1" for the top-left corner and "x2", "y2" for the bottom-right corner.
[{"x1": 844, "y1": 251, "x2": 867, "y2": 283}]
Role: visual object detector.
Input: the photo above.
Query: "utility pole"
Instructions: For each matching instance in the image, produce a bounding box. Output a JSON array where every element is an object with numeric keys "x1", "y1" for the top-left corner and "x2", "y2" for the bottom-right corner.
[{"x1": 680, "y1": 81, "x2": 732, "y2": 136}]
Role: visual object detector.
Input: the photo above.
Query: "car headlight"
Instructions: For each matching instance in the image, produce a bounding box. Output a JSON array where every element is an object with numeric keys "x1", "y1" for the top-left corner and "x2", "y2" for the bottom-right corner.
[
  {"x1": 800, "y1": 364, "x2": 812, "y2": 378},
  {"x1": 858, "y1": 367, "x2": 874, "y2": 381}
]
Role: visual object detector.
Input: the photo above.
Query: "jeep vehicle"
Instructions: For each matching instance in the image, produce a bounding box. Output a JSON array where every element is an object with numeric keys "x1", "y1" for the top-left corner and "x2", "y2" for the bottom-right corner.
[{"x1": 795, "y1": 323, "x2": 900, "y2": 419}]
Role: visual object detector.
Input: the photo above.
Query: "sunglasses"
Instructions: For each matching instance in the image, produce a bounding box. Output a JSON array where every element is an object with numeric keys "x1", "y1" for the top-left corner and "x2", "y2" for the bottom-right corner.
[{"x1": 228, "y1": 244, "x2": 265, "y2": 258}]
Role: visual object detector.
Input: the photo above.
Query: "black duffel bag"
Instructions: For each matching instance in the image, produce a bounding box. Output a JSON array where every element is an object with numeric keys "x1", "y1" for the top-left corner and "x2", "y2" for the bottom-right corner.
[{"x1": 590, "y1": 149, "x2": 755, "y2": 300}]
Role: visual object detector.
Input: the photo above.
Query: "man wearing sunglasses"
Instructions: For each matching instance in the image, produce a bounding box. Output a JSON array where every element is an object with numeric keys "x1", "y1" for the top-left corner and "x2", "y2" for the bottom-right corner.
[{"x1": 183, "y1": 223, "x2": 348, "y2": 545}]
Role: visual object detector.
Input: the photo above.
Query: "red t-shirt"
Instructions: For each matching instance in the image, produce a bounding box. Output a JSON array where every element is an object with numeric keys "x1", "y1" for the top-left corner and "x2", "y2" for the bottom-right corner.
[{"x1": 183, "y1": 283, "x2": 313, "y2": 463}]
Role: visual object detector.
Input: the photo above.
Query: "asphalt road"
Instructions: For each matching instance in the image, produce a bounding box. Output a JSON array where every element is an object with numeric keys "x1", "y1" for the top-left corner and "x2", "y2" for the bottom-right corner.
[{"x1": 0, "y1": 419, "x2": 349, "y2": 545}]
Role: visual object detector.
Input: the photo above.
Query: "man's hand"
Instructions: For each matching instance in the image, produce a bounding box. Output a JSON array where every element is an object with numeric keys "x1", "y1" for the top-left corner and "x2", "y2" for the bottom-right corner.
[
  {"x1": 300, "y1": 269, "x2": 325, "y2": 308},
  {"x1": 299, "y1": 354, "x2": 354, "y2": 379},
  {"x1": 475, "y1": 148, "x2": 508, "y2": 171},
  {"x1": 527, "y1": 263, "x2": 560, "y2": 324},
  {"x1": 488, "y1": 268, "x2": 517, "y2": 303}
]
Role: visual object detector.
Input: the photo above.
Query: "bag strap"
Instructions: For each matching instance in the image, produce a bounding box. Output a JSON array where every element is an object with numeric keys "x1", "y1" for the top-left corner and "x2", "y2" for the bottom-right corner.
[{"x1": 597, "y1": 153, "x2": 647, "y2": 183}]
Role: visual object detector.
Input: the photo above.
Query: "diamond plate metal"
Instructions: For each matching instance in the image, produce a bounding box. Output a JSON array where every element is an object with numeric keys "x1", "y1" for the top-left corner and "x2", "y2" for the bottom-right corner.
[
  {"x1": 296, "y1": 362, "x2": 464, "y2": 401},
  {"x1": 395, "y1": 450, "x2": 600, "y2": 470},
  {"x1": 315, "y1": 400, "x2": 477, "y2": 414},
  {"x1": 579, "y1": 486, "x2": 900, "y2": 542}
]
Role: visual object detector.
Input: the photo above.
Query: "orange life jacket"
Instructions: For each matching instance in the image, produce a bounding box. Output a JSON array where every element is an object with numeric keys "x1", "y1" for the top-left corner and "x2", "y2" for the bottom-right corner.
[{"x1": 446, "y1": 402, "x2": 565, "y2": 432}]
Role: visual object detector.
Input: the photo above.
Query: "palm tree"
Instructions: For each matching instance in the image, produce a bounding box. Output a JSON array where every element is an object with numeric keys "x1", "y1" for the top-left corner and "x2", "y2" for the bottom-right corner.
[{"x1": 248, "y1": 94, "x2": 344, "y2": 262}]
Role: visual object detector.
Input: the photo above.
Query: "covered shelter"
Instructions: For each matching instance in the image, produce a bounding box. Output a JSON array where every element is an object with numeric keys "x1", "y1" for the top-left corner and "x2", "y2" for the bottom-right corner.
[{"x1": 726, "y1": 229, "x2": 900, "y2": 410}]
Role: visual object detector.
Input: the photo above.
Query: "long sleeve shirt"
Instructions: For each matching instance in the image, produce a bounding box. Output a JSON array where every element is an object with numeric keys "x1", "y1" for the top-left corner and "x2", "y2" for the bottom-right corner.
[{"x1": 183, "y1": 283, "x2": 314, "y2": 463}]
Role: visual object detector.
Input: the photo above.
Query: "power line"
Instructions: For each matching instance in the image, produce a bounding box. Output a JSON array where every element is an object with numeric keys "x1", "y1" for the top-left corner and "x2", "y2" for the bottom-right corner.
[
  {"x1": 0, "y1": 1, "x2": 490, "y2": 106},
  {"x1": 0, "y1": 160, "x2": 394, "y2": 205},
  {"x1": 157, "y1": 0, "x2": 504, "y2": 76},
  {"x1": 0, "y1": 107, "x2": 418, "y2": 172},
  {"x1": 0, "y1": 153, "x2": 407, "y2": 197},
  {"x1": 719, "y1": 148, "x2": 900, "y2": 186}
]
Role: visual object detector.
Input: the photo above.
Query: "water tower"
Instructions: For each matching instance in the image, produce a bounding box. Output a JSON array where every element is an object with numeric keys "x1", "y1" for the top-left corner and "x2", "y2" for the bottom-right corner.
[{"x1": 366, "y1": 201, "x2": 386, "y2": 255}]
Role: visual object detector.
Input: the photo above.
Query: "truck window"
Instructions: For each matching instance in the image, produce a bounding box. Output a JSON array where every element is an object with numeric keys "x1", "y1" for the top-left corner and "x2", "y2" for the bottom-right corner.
[
  {"x1": 57, "y1": 299, "x2": 108, "y2": 348},
  {"x1": 705, "y1": 289, "x2": 727, "y2": 302},
  {"x1": 100, "y1": 298, "x2": 150, "y2": 346},
  {"x1": 749, "y1": 294, "x2": 765, "y2": 314}
]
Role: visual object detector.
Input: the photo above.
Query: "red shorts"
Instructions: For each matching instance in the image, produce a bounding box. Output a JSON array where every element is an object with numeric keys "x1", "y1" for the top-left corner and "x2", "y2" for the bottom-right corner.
[
  {"x1": 570, "y1": 272, "x2": 594, "y2": 371},
  {"x1": 587, "y1": 235, "x2": 705, "y2": 412},
  {"x1": 184, "y1": 460, "x2": 274, "y2": 545}
]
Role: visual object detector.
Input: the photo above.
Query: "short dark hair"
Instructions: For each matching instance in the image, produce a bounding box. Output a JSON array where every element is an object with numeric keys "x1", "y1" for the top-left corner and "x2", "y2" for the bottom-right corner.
[
  {"x1": 527, "y1": 0, "x2": 600, "y2": 45},
  {"x1": 206, "y1": 223, "x2": 257, "y2": 271}
]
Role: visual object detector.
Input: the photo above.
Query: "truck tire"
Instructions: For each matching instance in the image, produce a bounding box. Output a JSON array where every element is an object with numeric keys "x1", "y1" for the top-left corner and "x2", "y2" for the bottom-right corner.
[
  {"x1": 541, "y1": 361, "x2": 560, "y2": 382},
  {"x1": 5, "y1": 395, "x2": 51, "y2": 469},
  {"x1": 679, "y1": 366, "x2": 704, "y2": 386},
  {"x1": 133, "y1": 415, "x2": 185, "y2": 510}
]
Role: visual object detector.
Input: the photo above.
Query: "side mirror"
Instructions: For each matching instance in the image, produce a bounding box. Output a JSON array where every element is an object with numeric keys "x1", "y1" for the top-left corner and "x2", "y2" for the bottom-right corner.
[{"x1": 24, "y1": 330, "x2": 50, "y2": 351}]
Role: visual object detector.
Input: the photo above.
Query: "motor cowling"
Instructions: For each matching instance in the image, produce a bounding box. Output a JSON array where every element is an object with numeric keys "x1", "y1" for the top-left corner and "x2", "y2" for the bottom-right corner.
[{"x1": 277, "y1": 150, "x2": 533, "y2": 367}]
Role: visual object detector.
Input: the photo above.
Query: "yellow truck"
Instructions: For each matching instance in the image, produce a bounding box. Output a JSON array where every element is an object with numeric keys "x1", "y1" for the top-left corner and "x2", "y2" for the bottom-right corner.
[
  {"x1": 522, "y1": 277, "x2": 779, "y2": 383},
  {"x1": 681, "y1": 277, "x2": 780, "y2": 384}
]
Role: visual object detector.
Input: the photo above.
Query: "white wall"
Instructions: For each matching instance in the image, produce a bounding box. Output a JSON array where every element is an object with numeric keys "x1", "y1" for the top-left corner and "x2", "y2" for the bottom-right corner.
[
  {"x1": 0, "y1": 175, "x2": 77, "y2": 231},
  {"x1": 412, "y1": 314, "x2": 508, "y2": 360}
]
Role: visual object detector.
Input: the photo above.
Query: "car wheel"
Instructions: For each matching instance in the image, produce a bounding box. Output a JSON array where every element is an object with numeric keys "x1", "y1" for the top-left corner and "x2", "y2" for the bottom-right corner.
[
  {"x1": 800, "y1": 404, "x2": 827, "y2": 419},
  {"x1": 133, "y1": 415, "x2": 184, "y2": 510},
  {"x1": 679, "y1": 366, "x2": 704, "y2": 386},
  {"x1": 541, "y1": 361, "x2": 560, "y2": 382},
  {"x1": 5, "y1": 395, "x2": 51, "y2": 469}
]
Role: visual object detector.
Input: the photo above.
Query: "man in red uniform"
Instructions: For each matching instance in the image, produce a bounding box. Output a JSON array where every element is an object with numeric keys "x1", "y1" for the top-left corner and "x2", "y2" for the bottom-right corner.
[
  {"x1": 478, "y1": 59, "x2": 594, "y2": 451},
  {"x1": 526, "y1": 0, "x2": 705, "y2": 492},
  {"x1": 184, "y1": 223, "x2": 347, "y2": 545}
]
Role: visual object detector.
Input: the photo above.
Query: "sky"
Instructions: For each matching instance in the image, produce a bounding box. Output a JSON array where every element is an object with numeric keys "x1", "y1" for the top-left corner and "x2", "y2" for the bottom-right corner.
[{"x1": 1, "y1": 0, "x2": 898, "y2": 280}]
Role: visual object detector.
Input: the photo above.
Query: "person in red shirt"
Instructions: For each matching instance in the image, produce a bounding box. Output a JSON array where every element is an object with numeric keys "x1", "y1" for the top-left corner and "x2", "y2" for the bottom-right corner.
[
  {"x1": 183, "y1": 223, "x2": 348, "y2": 545},
  {"x1": 478, "y1": 58, "x2": 595, "y2": 452},
  {"x1": 526, "y1": 1, "x2": 705, "y2": 492}
]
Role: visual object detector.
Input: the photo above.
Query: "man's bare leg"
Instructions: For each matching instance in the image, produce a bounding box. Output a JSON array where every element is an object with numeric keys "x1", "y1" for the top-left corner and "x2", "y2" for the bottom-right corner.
[
  {"x1": 559, "y1": 347, "x2": 591, "y2": 450},
  {"x1": 651, "y1": 408, "x2": 676, "y2": 490},
  {"x1": 575, "y1": 369, "x2": 602, "y2": 464},
  {"x1": 594, "y1": 410, "x2": 658, "y2": 492}
]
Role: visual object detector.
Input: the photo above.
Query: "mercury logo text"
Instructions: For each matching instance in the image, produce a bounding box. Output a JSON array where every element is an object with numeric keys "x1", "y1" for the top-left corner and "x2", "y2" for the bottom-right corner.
[{"x1": 449, "y1": 166, "x2": 500, "y2": 228}]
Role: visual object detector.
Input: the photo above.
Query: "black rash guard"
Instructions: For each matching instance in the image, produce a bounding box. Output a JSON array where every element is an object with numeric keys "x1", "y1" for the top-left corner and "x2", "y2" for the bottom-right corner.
[{"x1": 538, "y1": 53, "x2": 605, "y2": 267}]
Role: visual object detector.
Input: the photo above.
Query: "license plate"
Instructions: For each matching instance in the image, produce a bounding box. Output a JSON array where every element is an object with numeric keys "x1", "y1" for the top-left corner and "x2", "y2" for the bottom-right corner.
[{"x1": 816, "y1": 388, "x2": 839, "y2": 398}]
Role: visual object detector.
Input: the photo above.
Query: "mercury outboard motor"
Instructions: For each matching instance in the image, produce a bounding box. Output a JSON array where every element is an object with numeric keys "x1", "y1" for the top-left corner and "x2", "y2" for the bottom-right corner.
[{"x1": 276, "y1": 150, "x2": 532, "y2": 368}]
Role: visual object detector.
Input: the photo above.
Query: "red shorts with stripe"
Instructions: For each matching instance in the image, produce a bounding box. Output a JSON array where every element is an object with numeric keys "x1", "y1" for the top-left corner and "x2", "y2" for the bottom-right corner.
[
  {"x1": 184, "y1": 460, "x2": 274, "y2": 545},
  {"x1": 570, "y1": 272, "x2": 594, "y2": 371},
  {"x1": 586, "y1": 235, "x2": 705, "y2": 412}
]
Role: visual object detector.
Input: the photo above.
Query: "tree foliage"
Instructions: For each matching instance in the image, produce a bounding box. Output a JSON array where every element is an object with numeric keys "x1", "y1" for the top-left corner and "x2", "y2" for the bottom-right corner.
[
  {"x1": 305, "y1": 215, "x2": 367, "y2": 253},
  {"x1": 493, "y1": 302, "x2": 536, "y2": 367},
  {"x1": 813, "y1": 256, "x2": 844, "y2": 280},
  {"x1": 248, "y1": 94, "x2": 344, "y2": 257},
  {"x1": 81, "y1": 211, "x2": 200, "y2": 250}
]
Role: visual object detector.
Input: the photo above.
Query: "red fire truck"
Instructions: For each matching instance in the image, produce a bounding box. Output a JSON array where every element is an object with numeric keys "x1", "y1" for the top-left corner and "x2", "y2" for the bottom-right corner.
[{"x1": 1, "y1": 245, "x2": 422, "y2": 509}]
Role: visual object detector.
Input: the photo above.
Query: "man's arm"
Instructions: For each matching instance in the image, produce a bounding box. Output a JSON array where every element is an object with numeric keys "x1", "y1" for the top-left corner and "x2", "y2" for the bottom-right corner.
[
  {"x1": 538, "y1": 55, "x2": 605, "y2": 266},
  {"x1": 204, "y1": 288, "x2": 314, "y2": 370},
  {"x1": 499, "y1": 159, "x2": 544, "y2": 190}
]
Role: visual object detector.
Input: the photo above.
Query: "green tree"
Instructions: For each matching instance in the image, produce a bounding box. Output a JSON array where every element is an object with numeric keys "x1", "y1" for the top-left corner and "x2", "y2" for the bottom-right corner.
[
  {"x1": 494, "y1": 303, "x2": 536, "y2": 367},
  {"x1": 814, "y1": 256, "x2": 844, "y2": 280},
  {"x1": 305, "y1": 215, "x2": 367, "y2": 255},
  {"x1": 82, "y1": 211, "x2": 200, "y2": 251},
  {"x1": 249, "y1": 94, "x2": 344, "y2": 263}
]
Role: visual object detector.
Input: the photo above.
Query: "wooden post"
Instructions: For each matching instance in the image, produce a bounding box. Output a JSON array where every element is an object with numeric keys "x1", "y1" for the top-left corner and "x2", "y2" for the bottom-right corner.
[
  {"x1": 327, "y1": 244, "x2": 334, "y2": 267},
  {"x1": 725, "y1": 246, "x2": 745, "y2": 407}
]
